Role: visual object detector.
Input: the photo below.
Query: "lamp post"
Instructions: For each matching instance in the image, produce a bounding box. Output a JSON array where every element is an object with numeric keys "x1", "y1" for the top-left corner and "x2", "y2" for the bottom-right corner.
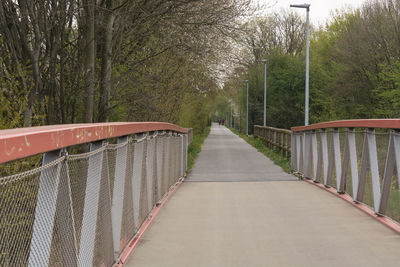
[
  {"x1": 290, "y1": 3, "x2": 310, "y2": 126},
  {"x1": 230, "y1": 102, "x2": 233, "y2": 128},
  {"x1": 256, "y1": 59, "x2": 267, "y2": 126},
  {"x1": 243, "y1": 80, "x2": 249, "y2": 136},
  {"x1": 239, "y1": 89, "x2": 242, "y2": 133}
]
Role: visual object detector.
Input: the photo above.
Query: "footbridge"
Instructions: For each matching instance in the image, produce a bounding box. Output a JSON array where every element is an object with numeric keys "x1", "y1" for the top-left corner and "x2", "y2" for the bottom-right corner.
[{"x1": 1, "y1": 120, "x2": 400, "y2": 266}]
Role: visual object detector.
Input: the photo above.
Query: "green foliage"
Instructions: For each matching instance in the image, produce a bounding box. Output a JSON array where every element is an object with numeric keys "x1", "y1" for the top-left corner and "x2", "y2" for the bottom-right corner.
[
  {"x1": 0, "y1": 55, "x2": 29, "y2": 129},
  {"x1": 374, "y1": 62, "x2": 400, "y2": 117},
  {"x1": 186, "y1": 127, "x2": 211, "y2": 173},
  {"x1": 178, "y1": 93, "x2": 212, "y2": 134},
  {"x1": 224, "y1": 1, "x2": 400, "y2": 132}
]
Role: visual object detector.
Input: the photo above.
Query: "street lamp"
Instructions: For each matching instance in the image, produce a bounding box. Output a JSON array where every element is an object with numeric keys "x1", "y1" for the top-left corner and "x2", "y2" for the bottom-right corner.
[
  {"x1": 243, "y1": 80, "x2": 249, "y2": 136},
  {"x1": 239, "y1": 90, "x2": 242, "y2": 133},
  {"x1": 230, "y1": 102, "x2": 233, "y2": 128},
  {"x1": 290, "y1": 3, "x2": 310, "y2": 126},
  {"x1": 256, "y1": 59, "x2": 267, "y2": 126}
]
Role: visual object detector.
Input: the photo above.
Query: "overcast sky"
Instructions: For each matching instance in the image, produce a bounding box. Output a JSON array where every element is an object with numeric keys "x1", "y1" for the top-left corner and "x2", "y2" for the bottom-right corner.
[{"x1": 263, "y1": 0, "x2": 367, "y2": 26}]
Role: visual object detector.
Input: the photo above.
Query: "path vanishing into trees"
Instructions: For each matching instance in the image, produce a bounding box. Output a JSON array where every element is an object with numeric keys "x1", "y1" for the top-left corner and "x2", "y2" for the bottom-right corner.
[{"x1": 125, "y1": 124, "x2": 400, "y2": 267}]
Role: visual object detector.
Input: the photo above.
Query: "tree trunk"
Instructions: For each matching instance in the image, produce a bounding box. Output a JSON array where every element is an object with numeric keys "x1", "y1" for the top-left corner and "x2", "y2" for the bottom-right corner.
[
  {"x1": 84, "y1": 0, "x2": 96, "y2": 123},
  {"x1": 23, "y1": 0, "x2": 43, "y2": 127},
  {"x1": 98, "y1": 0, "x2": 116, "y2": 122}
]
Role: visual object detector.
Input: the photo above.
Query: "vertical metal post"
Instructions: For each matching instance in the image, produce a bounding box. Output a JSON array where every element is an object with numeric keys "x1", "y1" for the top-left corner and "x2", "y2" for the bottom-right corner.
[
  {"x1": 356, "y1": 129, "x2": 381, "y2": 212},
  {"x1": 316, "y1": 131, "x2": 323, "y2": 183},
  {"x1": 326, "y1": 132, "x2": 335, "y2": 187},
  {"x1": 56, "y1": 156, "x2": 78, "y2": 267},
  {"x1": 163, "y1": 132, "x2": 171, "y2": 195},
  {"x1": 302, "y1": 132, "x2": 307, "y2": 175},
  {"x1": 28, "y1": 149, "x2": 66, "y2": 267},
  {"x1": 246, "y1": 81, "x2": 249, "y2": 136},
  {"x1": 156, "y1": 133, "x2": 164, "y2": 200},
  {"x1": 78, "y1": 140, "x2": 106, "y2": 267},
  {"x1": 111, "y1": 136, "x2": 129, "y2": 260},
  {"x1": 230, "y1": 104, "x2": 232, "y2": 127},
  {"x1": 290, "y1": 4, "x2": 310, "y2": 125},
  {"x1": 347, "y1": 129, "x2": 359, "y2": 198},
  {"x1": 311, "y1": 131, "x2": 318, "y2": 179},
  {"x1": 339, "y1": 131, "x2": 350, "y2": 193},
  {"x1": 332, "y1": 129, "x2": 342, "y2": 190},
  {"x1": 357, "y1": 132, "x2": 369, "y2": 203},
  {"x1": 303, "y1": 132, "x2": 313, "y2": 179},
  {"x1": 379, "y1": 130, "x2": 400, "y2": 214},
  {"x1": 185, "y1": 133, "x2": 189, "y2": 171},
  {"x1": 146, "y1": 133, "x2": 155, "y2": 212},
  {"x1": 305, "y1": 7, "x2": 310, "y2": 126},
  {"x1": 320, "y1": 129, "x2": 328, "y2": 185},
  {"x1": 291, "y1": 133, "x2": 295, "y2": 170},
  {"x1": 367, "y1": 129, "x2": 381, "y2": 212},
  {"x1": 264, "y1": 61, "x2": 267, "y2": 126},
  {"x1": 132, "y1": 134, "x2": 145, "y2": 229},
  {"x1": 239, "y1": 92, "x2": 242, "y2": 133},
  {"x1": 256, "y1": 59, "x2": 267, "y2": 126},
  {"x1": 181, "y1": 134, "x2": 185, "y2": 176},
  {"x1": 379, "y1": 131, "x2": 395, "y2": 215},
  {"x1": 296, "y1": 134, "x2": 301, "y2": 172}
]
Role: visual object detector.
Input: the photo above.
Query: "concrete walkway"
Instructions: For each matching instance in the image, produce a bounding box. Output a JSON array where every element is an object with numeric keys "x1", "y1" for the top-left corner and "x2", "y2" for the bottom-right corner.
[{"x1": 125, "y1": 124, "x2": 400, "y2": 267}]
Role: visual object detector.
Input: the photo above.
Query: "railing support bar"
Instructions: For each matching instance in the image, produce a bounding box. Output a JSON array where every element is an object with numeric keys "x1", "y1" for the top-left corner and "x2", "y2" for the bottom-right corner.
[
  {"x1": 111, "y1": 136, "x2": 129, "y2": 260},
  {"x1": 78, "y1": 140, "x2": 107, "y2": 267},
  {"x1": 28, "y1": 149, "x2": 70, "y2": 267}
]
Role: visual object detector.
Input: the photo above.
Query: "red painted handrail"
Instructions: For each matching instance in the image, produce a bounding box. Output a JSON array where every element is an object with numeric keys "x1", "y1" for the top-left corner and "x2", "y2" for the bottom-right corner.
[
  {"x1": 0, "y1": 122, "x2": 188, "y2": 164},
  {"x1": 291, "y1": 119, "x2": 400, "y2": 132}
]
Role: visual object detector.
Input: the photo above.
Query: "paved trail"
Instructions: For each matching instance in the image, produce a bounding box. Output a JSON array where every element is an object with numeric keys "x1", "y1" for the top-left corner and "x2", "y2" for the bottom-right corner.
[{"x1": 125, "y1": 124, "x2": 400, "y2": 267}]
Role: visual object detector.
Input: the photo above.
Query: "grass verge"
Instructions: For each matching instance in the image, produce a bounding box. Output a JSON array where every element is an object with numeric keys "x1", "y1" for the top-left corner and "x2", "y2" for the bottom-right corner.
[
  {"x1": 229, "y1": 128, "x2": 291, "y2": 173},
  {"x1": 186, "y1": 127, "x2": 211, "y2": 174}
]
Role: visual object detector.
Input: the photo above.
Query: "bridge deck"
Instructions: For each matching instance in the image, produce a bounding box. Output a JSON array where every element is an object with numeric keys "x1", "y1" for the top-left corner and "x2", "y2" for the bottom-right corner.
[{"x1": 125, "y1": 125, "x2": 400, "y2": 267}]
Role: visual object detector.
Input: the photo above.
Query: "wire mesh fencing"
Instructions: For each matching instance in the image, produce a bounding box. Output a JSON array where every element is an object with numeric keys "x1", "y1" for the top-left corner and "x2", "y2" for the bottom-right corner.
[
  {"x1": 291, "y1": 127, "x2": 400, "y2": 223},
  {"x1": 0, "y1": 131, "x2": 188, "y2": 267}
]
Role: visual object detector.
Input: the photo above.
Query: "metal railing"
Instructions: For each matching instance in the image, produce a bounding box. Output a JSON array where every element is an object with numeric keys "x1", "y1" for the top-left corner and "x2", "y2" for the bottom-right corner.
[
  {"x1": 291, "y1": 119, "x2": 400, "y2": 223},
  {"x1": 254, "y1": 125, "x2": 291, "y2": 157},
  {"x1": 0, "y1": 122, "x2": 190, "y2": 267}
]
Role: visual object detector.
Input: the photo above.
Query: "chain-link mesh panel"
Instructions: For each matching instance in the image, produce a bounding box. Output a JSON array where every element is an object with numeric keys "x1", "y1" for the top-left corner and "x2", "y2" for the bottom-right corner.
[
  {"x1": 0, "y1": 131, "x2": 188, "y2": 267},
  {"x1": 138, "y1": 139, "x2": 149, "y2": 227},
  {"x1": 183, "y1": 134, "x2": 188, "y2": 172},
  {"x1": 0, "y1": 155, "x2": 69, "y2": 267},
  {"x1": 344, "y1": 130, "x2": 354, "y2": 197},
  {"x1": 0, "y1": 166, "x2": 42, "y2": 266},
  {"x1": 361, "y1": 131, "x2": 376, "y2": 208},
  {"x1": 145, "y1": 137, "x2": 152, "y2": 213},
  {"x1": 119, "y1": 142, "x2": 135, "y2": 254},
  {"x1": 170, "y1": 135, "x2": 175, "y2": 187},
  {"x1": 75, "y1": 146, "x2": 105, "y2": 267},
  {"x1": 170, "y1": 135, "x2": 176, "y2": 188},
  {"x1": 156, "y1": 134, "x2": 165, "y2": 200},
  {"x1": 169, "y1": 135, "x2": 176, "y2": 189},
  {"x1": 92, "y1": 149, "x2": 114, "y2": 267},
  {"x1": 49, "y1": 162, "x2": 78, "y2": 267},
  {"x1": 151, "y1": 136, "x2": 158, "y2": 206},
  {"x1": 326, "y1": 130, "x2": 338, "y2": 188},
  {"x1": 67, "y1": 155, "x2": 89, "y2": 255},
  {"x1": 132, "y1": 139, "x2": 144, "y2": 231},
  {"x1": 162, "y1": 135, "x2": 170, "y2": 198},
  {"x1": 387, "y1": 132, "x2": 400, "y2": 222},
  {"x1": 106, "y1": 147, "x2": 117, "y2": 201}
]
